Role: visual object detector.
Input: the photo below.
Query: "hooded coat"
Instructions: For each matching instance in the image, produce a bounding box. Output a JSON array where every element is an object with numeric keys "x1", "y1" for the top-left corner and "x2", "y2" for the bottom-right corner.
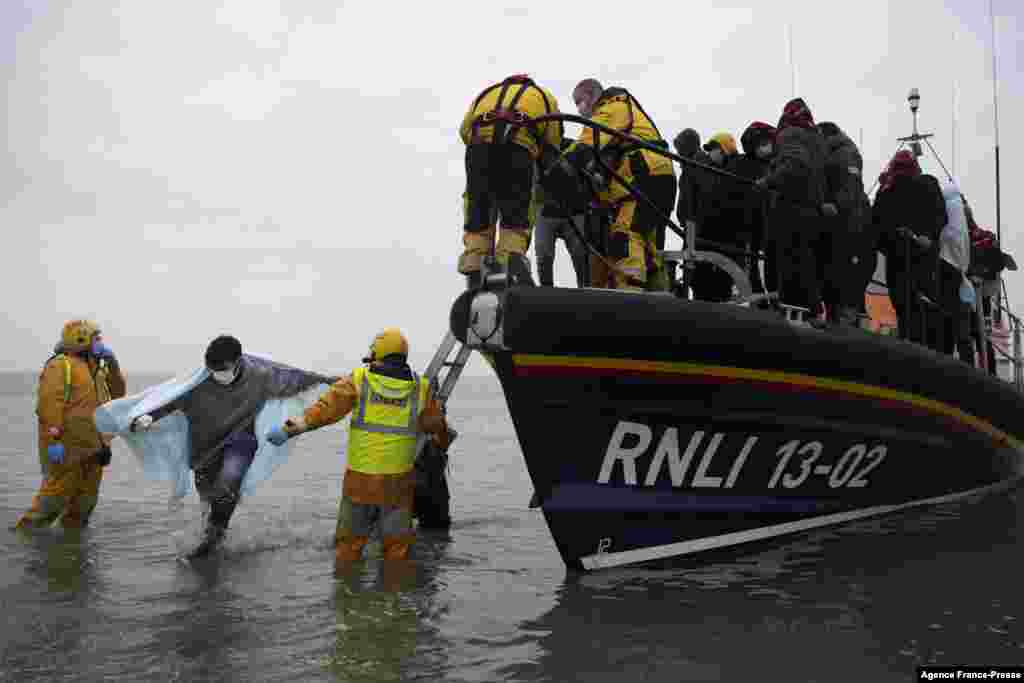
[
  {"x1": 760, "y1": 98, "x2": 830, "y2": 309},
  {"x1": 822, "y1": 129, "x2": 870, "y2": 234}
]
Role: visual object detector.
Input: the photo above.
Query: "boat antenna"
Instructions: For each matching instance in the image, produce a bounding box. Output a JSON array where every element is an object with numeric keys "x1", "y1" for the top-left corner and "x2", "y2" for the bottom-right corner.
[
  {"x1": 786, "y1": 23, "x2": 796, "y2": 98},
  {"x1": 898, "y1": 88, "x2": 954, "y2": 183},
  {"x1": 952, "y1": 29, "x2": 958, "y2": 180},
  {"x1": 989, "y1": 0, "x2": 1002, "y2": 244}
]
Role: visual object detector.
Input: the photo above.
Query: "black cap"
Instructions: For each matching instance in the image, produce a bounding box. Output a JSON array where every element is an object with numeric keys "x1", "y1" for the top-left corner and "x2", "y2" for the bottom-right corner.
[{"x1": 205, "y1": 335, "x2": 242, "y2": 369}]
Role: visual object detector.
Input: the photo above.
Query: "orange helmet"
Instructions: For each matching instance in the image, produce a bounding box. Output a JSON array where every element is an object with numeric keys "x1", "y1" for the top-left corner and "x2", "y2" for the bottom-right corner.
[{"x1": 61, "y1": 319, "x2": 100, "y2": 352}]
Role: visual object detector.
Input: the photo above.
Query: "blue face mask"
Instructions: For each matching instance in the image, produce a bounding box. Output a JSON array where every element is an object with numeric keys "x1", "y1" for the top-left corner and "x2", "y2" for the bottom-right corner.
[{"x1": 91, "y1": 338, "x2": 110, "y2": 358}]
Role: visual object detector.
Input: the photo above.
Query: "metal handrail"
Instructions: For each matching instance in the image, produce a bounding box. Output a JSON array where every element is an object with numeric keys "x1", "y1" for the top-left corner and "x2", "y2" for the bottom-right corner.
[{"x1": 968, "y1": 276, "x2": 1023, "y2": 390}]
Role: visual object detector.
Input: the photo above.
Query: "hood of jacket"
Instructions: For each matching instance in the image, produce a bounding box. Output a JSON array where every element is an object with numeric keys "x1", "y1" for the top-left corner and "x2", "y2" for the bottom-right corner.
[{"x1": 824, "y1": 131, "x2": 857, "y2": 156}]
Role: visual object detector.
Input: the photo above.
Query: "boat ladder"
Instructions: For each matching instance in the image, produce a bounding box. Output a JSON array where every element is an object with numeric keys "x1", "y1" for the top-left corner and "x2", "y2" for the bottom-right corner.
[{"x1": 415, "y1": 330, "x2": 473, "y2": 460}]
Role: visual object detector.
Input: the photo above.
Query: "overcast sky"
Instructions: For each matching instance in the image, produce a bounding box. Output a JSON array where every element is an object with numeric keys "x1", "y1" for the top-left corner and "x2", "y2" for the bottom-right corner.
[{"x1": 3, "y1": 0, "x2": 1021, "y2": 377}]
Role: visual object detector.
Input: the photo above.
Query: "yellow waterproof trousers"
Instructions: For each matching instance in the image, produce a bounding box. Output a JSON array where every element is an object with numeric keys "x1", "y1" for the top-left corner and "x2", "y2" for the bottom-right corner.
[{"x1": 16, "y1": 460, "x2": 104, "y2": 530}]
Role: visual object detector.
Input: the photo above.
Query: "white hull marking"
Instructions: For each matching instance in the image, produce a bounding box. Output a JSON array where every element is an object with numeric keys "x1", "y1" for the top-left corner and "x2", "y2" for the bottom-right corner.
[{"x1": 579, "y1": 476, "x2": 1023, "y2": 570}]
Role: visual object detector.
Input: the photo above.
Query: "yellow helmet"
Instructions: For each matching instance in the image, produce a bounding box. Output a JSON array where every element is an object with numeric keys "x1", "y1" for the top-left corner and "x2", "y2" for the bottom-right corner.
[
  {"x1": 61, "y1": 319, "x2": 100, "y2": 352},
  {"x1": 703, "y1": 131, "x2": 738, "y2": 156},
  {"x1": 367, "y1": 328, "x2": 409, "y2": 362}
]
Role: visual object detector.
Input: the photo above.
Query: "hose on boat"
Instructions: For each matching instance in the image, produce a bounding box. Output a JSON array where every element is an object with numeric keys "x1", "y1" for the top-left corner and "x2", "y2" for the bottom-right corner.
[{"x1": 531, "y1": 113, "x2": 761, "y2": 289}]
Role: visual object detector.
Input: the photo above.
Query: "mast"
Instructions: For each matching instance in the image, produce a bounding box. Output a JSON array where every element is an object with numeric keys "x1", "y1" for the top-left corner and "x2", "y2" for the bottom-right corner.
[
  {"x1": 952, "y1": 30, "x2": 958, "y2": 179},
  {"x1": 989, "y1": 0, "x2": 1002, "y2": 244},
  {"x1": 786, "y1": 23, "x2": 796, "y2": 98}
]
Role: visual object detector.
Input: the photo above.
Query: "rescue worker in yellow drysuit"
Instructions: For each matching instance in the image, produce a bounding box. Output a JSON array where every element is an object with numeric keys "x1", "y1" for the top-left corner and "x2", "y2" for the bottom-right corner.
[
  {"x1": 459, "y1": 74, "x2": 563, "y2": 288},
  {"x1": 563, "y1": 79, "x2": 677, "y2": 291},
  {"x1": 16, "y1": 319, "x2": 126, "y2": 530},
  {"x1": 267, "y1": 328, "x2": 451, "y2": 562}
]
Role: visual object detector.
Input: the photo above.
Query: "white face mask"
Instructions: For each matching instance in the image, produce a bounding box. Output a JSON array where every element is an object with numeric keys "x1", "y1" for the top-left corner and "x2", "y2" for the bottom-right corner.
[
  {"x1": 210, "y1": 362, "x2": 239, "y2": 385},
  {"x1": 709, "y1": 148, "x2": 725, "y2": 165},
  {"x1": 757, "y1": 143, "x2": 774, "y2": 158}
]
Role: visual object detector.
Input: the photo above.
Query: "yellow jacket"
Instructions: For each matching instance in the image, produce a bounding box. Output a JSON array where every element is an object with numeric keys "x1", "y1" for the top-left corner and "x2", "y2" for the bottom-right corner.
[
  {"x1": 570, "y1": 87, "x2": 674, "y2": 202},
  {"x1": 460, "y1": 76, "x2": 562, "y2": 161},
  {"x1": 302, "y1": 364, "x2": 449, "y2": 506},
  {"x1": 37, "y1": 354, "x2": 126, "y2": 468}
]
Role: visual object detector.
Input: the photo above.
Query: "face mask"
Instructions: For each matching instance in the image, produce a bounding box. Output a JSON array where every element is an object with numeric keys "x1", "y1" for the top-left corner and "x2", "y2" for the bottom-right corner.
[
  {"x1": 757, "y1": 143, "x2": 774, "y2": 158},
  {"x1": 574, "y1": 94, "x2": 593, "y2": 117},
  {"x1": 210, "y1": 362, "x2": 239, "y2": 385},
  {"x1": 709, "y1": 149, "x2": 724, "y2": 165},
  {"x1": 91, "y1": 338, "x2": 109, "y2": 357}
]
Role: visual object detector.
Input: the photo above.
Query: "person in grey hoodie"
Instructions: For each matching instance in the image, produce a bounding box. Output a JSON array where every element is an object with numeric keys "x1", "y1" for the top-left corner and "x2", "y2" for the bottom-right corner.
[
  {"x1": 129, "y1": 335, "x2": 338, "y2": 559},
  {"x1": 757, "y1": 98, "x2": 829, "y2": 318}
]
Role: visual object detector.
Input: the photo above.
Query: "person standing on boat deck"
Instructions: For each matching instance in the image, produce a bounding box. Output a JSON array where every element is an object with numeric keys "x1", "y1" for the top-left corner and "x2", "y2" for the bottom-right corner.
[
  {"x1": 533, "y1": 137, "x2": 589, "y2": 287},
  {"x1": 127, "y1": 335, "x2": 338, "y2": 559},
  {"x1": 687, "y1": 131, "x2": 742, "y2": 302},
  {"x1": 817, "y1": 121, "x2": 873, "y2": 326},
  {"x1": 459, "y1": 75, "x2": 563, "y2": 288},
  {"x1": 561, "y1": 79, "x2": 677, "y2": 292},
  {"x1": 936, "y1": 182, "x2": 975, "y2": 363},
  {"x1": 755, "y1": 98, "x2": 829, "y2": 318},
  {"x1": 733, "y1": 121, "x2": 778, "y2": 295},
  {"x1": 266, "y1": 328, "x2": 452, "y2": 563},
  {"x1": 16, "y1": 319, "x2": 126, "y2": 531},
  {"x1": 872, "y1": 150, "x2": 947, "y2": 348},
  {"x1": 673, "y1": 128, "x2": 716, "y2": 296},
  {"x1": 674, "y1": 128, "x2": 714, "y2": 233}
]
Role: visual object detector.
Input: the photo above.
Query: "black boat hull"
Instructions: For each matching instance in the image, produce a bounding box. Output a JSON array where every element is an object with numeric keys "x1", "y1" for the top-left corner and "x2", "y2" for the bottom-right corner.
[{"x1": 451, "y1": 287, "x2": 1024, "y2": 570}]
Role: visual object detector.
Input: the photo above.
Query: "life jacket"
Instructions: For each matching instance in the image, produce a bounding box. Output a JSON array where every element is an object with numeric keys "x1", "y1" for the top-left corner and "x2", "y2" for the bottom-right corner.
[
  {"x1": 469, "y1": 74, "x2": 552, "y2": 148},
  {"x1": 584, "y1": 87, "x2": 669, "y2": 182},
  {"x1": 346, "y1": 366, "x2": 430, "y2": 476},
  {"x1": 48, "y1": 353, "x2": 113, "y2": 405}
]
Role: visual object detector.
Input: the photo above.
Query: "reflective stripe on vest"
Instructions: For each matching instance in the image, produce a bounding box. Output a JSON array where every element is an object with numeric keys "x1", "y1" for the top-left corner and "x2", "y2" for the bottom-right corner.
[
  {"x1": 351, "y1": 370, "x2": 420, "y2": 435},
  {"x1": 346, "y1": 367, "x2": 428, "y2": 475},
  {"x1": 58, "y1": 354, "x2": 72, "y2": 402}
]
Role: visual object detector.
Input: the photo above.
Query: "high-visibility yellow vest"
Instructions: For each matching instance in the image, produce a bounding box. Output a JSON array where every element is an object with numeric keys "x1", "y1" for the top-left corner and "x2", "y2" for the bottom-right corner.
[{"x1": 346, "y1": 366, "x2": 429, "y2": 475}]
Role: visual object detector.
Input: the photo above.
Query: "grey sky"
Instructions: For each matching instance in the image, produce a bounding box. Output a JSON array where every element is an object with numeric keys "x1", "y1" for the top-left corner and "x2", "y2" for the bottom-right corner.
[{"x1": 3, "y1": 0, "x2": 1021, "y2": 376}]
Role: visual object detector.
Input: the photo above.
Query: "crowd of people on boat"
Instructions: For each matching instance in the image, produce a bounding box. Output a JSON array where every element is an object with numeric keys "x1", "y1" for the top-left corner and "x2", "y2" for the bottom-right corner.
[{"x1": 459, "y1": 74, "x2": 1013, "y2": 370}]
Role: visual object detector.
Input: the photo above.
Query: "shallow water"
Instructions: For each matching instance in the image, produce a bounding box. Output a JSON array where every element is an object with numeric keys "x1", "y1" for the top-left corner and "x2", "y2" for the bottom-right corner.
[{"x1": 1, "y1": 372, "x2": 1022, "y2": 682}]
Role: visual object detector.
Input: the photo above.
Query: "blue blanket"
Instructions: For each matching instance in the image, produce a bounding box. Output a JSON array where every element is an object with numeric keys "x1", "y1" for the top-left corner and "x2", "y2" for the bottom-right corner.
[{"x1": 94, "y1": 360, "x2": 330, "y2": 502}]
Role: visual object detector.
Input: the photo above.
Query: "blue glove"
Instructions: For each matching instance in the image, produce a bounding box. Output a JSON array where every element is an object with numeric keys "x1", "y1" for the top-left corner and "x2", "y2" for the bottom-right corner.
[
  {"x1": 91, "y1": 339, "x2": 116, "y2": 361},
  {"x1": 47, "y1": 442, "x2": 65, "y2": 465},
  {"x1": 267, "y1": 427, "x2": 290, "y2": 447}
]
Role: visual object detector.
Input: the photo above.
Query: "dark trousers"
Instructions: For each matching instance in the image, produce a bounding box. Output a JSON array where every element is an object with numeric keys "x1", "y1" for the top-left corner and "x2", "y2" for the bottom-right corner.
[
  {"x1": 888, "y1": 267, "x2": 943, "y2": 352},
  {"x1": 820, "y1": 218, "x2": 871, "y2": 315},
  {"x1": 773, "y1": 208, "x2": 822, "y2": 311},
  {"x1": 194, "y1": 431, "x2": 259, "y2": 530},
  {"x1": 464, "y1": 143, "x2": 534, "y2": 232},
  {"x1": 937, "y1": 260, "x2": 974, "y2": 363}
]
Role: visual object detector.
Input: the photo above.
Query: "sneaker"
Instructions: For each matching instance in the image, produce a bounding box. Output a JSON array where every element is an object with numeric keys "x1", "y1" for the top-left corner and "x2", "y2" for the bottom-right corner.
[{"x1": 186, "y1": 525, "x2": 225, "y2": 560}]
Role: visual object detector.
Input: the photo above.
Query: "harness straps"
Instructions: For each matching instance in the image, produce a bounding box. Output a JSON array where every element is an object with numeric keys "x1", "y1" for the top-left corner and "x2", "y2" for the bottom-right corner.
[
  {"x1": 470, "y1": 75, "x2": 551, "y2": 148},
  {"x1": 593, "y1": 88, "x2": 665, "y2": 159}
]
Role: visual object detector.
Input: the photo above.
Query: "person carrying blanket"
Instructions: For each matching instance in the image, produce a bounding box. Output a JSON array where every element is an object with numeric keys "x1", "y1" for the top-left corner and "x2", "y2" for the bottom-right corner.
[{"x1": 94, "y1": 335, "x2": 337, "y2": 560}]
